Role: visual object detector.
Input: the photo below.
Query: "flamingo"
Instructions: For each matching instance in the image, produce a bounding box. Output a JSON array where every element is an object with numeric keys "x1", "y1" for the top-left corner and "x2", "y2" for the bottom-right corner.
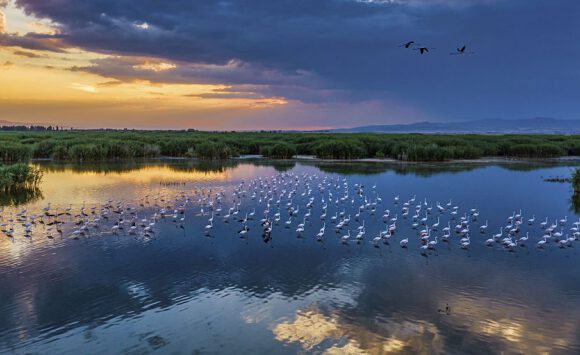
[
  {"x1": 341, "y1": 230, "x2": 351, "y2": 243},
  {"x1": 432, "y1": 217, "x2": 440, "y2": 230},
  {"x1": 442, "y1": 222, "x2": 451, "y2": 234},
  {"x1": 537, "y1": 236, "x2": 548, "y2": 248},
  {"x1": 239, "y1": 225, "x2": 249, "y2": 237},
  {"x1": 428, "y1": 236, "x2": 438, "y2": 249},
  {"x1": 460, "y1": 235, "x2": 471, "y2": 249},
  {"x1": 558, "y1": 236, "x2": 569, "y2": 248},
  {"x1": 400, "y1": 237, "x2": 409, "y2": 248},
  {"x1": 480, "y1": 220, "x2": 488, "y2": 233}
]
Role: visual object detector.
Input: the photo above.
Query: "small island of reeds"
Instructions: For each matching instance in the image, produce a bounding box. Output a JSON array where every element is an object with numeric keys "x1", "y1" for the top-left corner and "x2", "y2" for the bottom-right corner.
[
  {"x1": 573, "y1": 168, "x2": 580, "y2": 195},
  {"x1": 0, "y1": 162, "x2": 43, "y2": 206}
]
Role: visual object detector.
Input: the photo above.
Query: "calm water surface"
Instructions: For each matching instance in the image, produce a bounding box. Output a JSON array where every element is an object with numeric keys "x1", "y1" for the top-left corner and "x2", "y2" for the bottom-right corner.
[{"x1": 1, "y1": 159, "x2": 579, "y2": 354}]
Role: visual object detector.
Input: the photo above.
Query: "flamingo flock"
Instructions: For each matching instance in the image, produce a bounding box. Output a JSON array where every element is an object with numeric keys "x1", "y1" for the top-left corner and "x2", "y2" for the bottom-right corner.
[{"x1": 1, "y1": 172, "x2": 579, "y2": 255}]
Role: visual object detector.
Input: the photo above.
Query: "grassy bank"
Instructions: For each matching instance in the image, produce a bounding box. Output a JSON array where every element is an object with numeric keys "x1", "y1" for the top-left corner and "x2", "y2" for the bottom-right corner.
[
  {"x1": 0, "y1": 163, "x2": 43, "y2": 192},
  {"x1": 573, "y1": 168, "x2": 580, "y2": 195},
  {"x1": 1, "y1": 130, "x2": 579, "y2": 162}
]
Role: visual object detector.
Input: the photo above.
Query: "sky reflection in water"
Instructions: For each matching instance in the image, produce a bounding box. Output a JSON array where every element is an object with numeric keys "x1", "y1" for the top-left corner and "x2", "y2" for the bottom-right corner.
[{"x1": 0, "y1": 159, "x2": 579, "y2": 354}]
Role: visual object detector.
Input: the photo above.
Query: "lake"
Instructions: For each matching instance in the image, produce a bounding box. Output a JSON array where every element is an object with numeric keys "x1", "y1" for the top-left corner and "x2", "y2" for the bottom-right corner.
[{"x1": 1, "y1": 159, "x2": 579, "y2": 354}]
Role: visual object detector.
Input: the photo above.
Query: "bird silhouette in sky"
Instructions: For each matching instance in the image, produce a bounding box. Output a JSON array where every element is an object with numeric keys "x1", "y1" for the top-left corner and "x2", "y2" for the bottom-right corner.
[
  {"x1": 450, "y1": 45, "x2": 474, "y2": 55},
  {"x1": 415, "y1": 47, "x2": 434, "y2": 54},
  {"x1": 399, "y1": 41, "x2": 416, "y2": 49},
  {"x1": 399, "y1": 41, "x2": 473, "y2": 56}
]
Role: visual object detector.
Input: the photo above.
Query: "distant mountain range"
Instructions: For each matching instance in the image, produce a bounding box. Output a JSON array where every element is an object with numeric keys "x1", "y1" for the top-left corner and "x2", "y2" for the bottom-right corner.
[
  {"x1": 1, "y1": 117, "x2": 579, "y2": 133},
  {"x1": 0, "y1": 120, "x2": 23, "y2": 126},
  {"x1": 327, "y1": 118, "x2": 580, "y2": 134}
]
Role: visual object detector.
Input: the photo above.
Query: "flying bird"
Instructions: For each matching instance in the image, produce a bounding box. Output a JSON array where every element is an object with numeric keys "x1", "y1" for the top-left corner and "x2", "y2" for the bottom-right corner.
[
  {"x1": 399, "y1": 41, "x2": 415, "y2": 49},
  {"x1": 451, "y1": 45, "x2": 474, "y2": 55},
  {"x1": 415, "y1": 47, "x2": 434, "y2": 54}
]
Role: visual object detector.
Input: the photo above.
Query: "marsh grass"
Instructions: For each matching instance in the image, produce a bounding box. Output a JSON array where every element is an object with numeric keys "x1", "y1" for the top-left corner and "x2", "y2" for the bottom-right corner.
[
  {"x1": 0, "y1": 163, "x2": 44, "y2": 192},
  {"x1": 573, "y1": 168, "x2": 580, "y2": 195},
  {"x1": 1, "y1": 131, "x2": 579, "y2": 162},
  {"x1": 260, "y1": 142, "x2": 297, "y2": 159}
]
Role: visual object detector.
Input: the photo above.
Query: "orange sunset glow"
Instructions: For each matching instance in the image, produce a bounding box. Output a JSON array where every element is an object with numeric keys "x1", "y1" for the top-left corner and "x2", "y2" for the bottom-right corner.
[
  {"x1": 0, "y1": 2, "x2": 293, "y2": 130},
  {"x1": 2, "y1": 1, "x2": 580, "y2": 355},
  {"x1": 1, "y1": 0, "x2": 579, "y2": 129}
]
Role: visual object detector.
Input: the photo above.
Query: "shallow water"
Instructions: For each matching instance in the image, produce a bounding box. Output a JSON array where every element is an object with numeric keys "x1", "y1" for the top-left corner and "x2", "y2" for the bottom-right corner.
[{"x1": 1, "y1": 159, "x2": 579, "y2": 354}]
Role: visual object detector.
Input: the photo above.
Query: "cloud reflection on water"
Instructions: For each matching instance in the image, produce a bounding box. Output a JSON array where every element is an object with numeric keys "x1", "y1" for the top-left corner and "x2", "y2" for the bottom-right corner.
[{"x1": 0, "y1": 159, "x2": 579, "y2": 353}]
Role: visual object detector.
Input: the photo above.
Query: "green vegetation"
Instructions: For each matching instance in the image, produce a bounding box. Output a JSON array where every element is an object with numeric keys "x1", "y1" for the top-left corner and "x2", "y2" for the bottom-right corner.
[
  {"x1": 260, "y1": 142, "x2": 297, "y2": 159},
  {"x1": 0, "y1": 130, "x2": 579, "y2": 162},
  {"x1": 573, "y1": 168, "x2": 580, "y2": 195},
  {"x1": 0, "y1": 142, "x2": 32, "y2": 163},
  {"x1": 0, "y1": 138, "x2": 44, "y2": 200},
  {"x1": 0, "y1": 163, "x2": 43, "y2": 192},
  {"x1": 0, "y1": 161, "x2": 44, "y2": 206},
  {"x1": 191, "y1": 141, "x2": 237, "y2": 160}
]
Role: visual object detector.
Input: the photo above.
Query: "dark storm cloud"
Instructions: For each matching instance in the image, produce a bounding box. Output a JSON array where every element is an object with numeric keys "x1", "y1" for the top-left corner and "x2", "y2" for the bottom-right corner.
[
  {"x1": 13, "y1": 0, "x2": 580, "y2": 120},
  {"x1": 70, "y1": 56, "x2": 319, "y2": 87},
  {"x1": 0, "y1": 32, "x2": 69, "y2": 52},
  {"x1": 15, "y1": 1, "x2": 415, "y2": 73}
]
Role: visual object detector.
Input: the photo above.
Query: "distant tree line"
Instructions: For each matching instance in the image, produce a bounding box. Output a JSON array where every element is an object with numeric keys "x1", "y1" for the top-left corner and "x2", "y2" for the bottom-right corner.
[
  {"x1": 0, "y1": 125, "x2": 66, "y2": 131},
  {"x1": 0, "y1": 130, "x2": 579, "y2": 163}
]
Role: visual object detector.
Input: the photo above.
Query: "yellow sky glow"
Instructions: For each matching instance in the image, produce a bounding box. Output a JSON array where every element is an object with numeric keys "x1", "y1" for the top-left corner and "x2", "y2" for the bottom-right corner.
[{"x1": 0, "y1": 1, "x2": 288, "y2": 129}]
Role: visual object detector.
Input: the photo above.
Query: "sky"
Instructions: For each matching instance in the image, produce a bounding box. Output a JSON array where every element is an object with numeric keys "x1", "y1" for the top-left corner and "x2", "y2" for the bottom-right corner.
[{"x1": 0, "y1": 0, "x2": 579, "y2": 130}]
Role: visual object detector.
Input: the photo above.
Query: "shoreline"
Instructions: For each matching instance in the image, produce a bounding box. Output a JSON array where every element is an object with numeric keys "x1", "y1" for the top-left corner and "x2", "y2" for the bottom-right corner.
[
  {"x1": 29, "y1": 155, "x2": 580, "y2": 165},
  {"x1": 292, "y1": 155, "x2": 580, "y2": 165}
]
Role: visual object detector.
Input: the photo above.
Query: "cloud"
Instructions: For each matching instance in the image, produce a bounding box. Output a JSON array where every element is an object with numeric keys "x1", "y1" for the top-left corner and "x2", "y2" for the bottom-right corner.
[
  {"x1": 132, "y1": 61, "x2": 176, "y2": 72},
  {"x1": 0, "y1": 60, "x2": 14, "y2": 69},
  {"x1": 7, "y1": 0, "x2": 580, "y2": 124},
  {"x1": 69, "y1": 56, "x2": 327, "y2": 104},
  {"x1": 71, "y1": 56, "x2": 319, "y2": 86},
  {"x1": 184, "y1": 88, "x2": 266, "y2": 100},
  {"x1": 69, "y1": 82, "x2": 97, "y2": 93},
  {"x1": 133, "y1": 22, "x2": 149, "y2": 30},
  {"x1": 0, "y1": 9, "x2": 5, "y2": 34},
  {"x1": 26, "y1": 20, "x2": 58, "y2": 35},
  {"x1": 8, "y1": 0, "x2": 517, "y2": 101},
  {"x1": 358, "y1": 0, "x2": 501, "y2": 7},
  {"x1": 15, "y1": 1, "x2": 410, "y2": 69},
  {"x1": 97, "y1": 80, "x2": 124, "y2": 87},
  {"x1": 0, "y1": 32, "x2": 69, "y2": 52},
  {"x1": 12, "y1": 49, "x2": 47, "y2": 58}
]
